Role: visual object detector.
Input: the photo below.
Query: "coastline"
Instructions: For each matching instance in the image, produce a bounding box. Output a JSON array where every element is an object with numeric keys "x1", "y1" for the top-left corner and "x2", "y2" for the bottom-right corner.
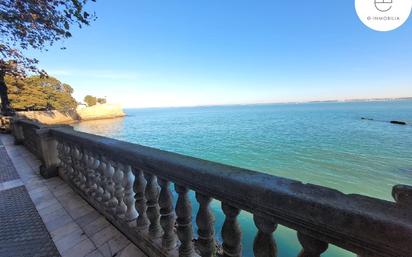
[
  {"x1": 122, "y1": 97, "x2": 412, "y2": 110},
  {"x1": 16, "y1": 103, "x2": 125, "y2": 125}
]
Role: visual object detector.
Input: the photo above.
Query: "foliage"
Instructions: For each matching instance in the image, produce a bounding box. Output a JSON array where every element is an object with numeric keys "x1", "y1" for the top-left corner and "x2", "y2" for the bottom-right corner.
[
  {"x1": 83, "y1": 95, "x2": 107, "y2": 106},
  {"x1": 0, "y1": 0, "x2": 96, "y2": 76},
  {"x1": 0, "y1": 0, "x2": 96, "y2": 114},
  {"x1": 84, "y1": 95, "x2": 97, "y2": 106},
  {"x1": 84, "y1": 95, "x2": 106, "y2": 106},
  {"x1": 6, "y1": 75, "x2": 77, "y2": 111},
  {"x1": 97, "y1": 97, "x2": 106, "y2": 104}
]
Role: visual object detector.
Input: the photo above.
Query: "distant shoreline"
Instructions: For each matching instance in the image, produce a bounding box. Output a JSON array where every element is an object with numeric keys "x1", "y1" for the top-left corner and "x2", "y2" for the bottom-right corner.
[
  {"x1": 124, "y1": 97, "x2": 412, "y2": 110},
  {"x1": 304, "y1": 97, "x2": 412, "y2": 104},
  {"x1": 16, "y1": 104, "x2": 125, "y2": 125}
]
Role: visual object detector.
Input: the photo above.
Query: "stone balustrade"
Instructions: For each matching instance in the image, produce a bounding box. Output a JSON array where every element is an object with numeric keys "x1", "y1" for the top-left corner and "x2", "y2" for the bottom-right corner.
[
  {"x1": 12, "y1": 119, "x2": 412, "y2": 257},
  {"x1": 13, "y1": 119, "x2": 43, "y2": 158}
]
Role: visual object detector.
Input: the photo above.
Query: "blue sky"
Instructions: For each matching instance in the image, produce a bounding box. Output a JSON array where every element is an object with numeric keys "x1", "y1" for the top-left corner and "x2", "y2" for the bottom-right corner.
[{"x1": 29, "y1": 0, "x2": 412, "y2": 108}]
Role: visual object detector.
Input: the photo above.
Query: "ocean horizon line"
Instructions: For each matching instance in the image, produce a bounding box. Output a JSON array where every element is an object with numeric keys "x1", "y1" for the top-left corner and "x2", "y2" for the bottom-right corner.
[{"x1": 123, "y1": 96, "x2": 412, "y2": 110}]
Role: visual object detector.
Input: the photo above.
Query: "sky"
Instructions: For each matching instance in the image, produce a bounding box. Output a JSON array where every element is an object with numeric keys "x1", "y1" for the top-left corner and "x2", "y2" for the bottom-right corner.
[{"x1": 28, "y1": 0, "x2": 412, "y2": 108}]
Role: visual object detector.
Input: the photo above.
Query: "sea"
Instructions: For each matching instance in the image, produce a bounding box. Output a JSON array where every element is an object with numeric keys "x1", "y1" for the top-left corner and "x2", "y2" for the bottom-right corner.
[{"x1": 73, "y1": 100, "x2": 412, "y2": 257}]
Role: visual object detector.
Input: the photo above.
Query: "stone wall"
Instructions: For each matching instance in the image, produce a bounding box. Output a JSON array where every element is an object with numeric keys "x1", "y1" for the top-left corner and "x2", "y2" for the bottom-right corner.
[
  {"x1": 76, "y1": 103, "x2": 125, "y2": 121},
  {"x1": 16, "y1": 104, "x2": 125, "y2": 124}
]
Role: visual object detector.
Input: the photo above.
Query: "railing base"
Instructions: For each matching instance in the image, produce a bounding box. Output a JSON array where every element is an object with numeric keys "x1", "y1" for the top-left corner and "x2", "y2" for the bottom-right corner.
[
  {"x1": 40, "y1": 165, "x2": 59, "y2": 179},
  {"x1": 14, "y1": 138, "x2": 23, "y2": 145}
]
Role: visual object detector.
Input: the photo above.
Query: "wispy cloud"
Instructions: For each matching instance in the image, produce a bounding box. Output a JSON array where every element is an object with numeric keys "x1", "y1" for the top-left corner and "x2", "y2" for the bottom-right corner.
[{"x1": 47, "y1": 69, "x2": 139, "y2": 80}]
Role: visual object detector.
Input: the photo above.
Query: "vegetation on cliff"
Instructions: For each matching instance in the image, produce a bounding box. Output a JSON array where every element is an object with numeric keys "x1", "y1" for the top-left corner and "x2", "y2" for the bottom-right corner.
[
  {"x1": 6, "y1": 75, "x2": 77, "y2": 112},
  {"x1": 84, "y1": 95, "x2": 106, "y2": 107}
]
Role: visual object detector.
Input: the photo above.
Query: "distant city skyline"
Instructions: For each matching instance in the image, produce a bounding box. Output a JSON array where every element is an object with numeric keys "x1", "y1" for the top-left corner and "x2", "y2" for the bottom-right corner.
[{"x1": 28, "y1": 1, "x2": 412, "y2": 108}]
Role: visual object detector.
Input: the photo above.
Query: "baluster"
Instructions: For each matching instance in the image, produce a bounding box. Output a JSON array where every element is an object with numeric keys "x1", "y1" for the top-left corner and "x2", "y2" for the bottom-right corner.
[
  {"x1": 88, "y1": 154, "x2": 100, "y2": 197},
  {"x1": 73, "y1": 147, "x2": 82, "y2": 187},
  {"x1": 392, "y1": 184, "x2": 412, "y2": 208},
  {"x1": 100, "y1": 158, "x2": 111, "y2": 204},
  {"x1": 68, "y1": 144, "x2": 75, "y2": 180},
  {"x1": 175, "y1": 185, "x2": 195, "y2": 257},
  {"x1": 56, "y1": 141, "x2": 63, "y2": 166},
  {"x1": 222, "y1": 203, "x2": 242, "y2": 257},
  {"x1": 84, "y1": 152, "x2": 93, "y2": 194},
  {"x1": 297, "y1": 232, "x2": 328, "y2": 257},
  {"x1": 114, "y1": 163, "x2": 127, "y2": 219},
  {"x1": 77, "y1": 148, "x2": 86, "y2": 190},
  {"x1": 253, "y1": 215, "x2": 277, "y2": 257},
  {"x1": 158, "y1": 178, "x2": 177, "y2": 250},
  {"x1": 144, "y1": 173, "x2": 162, "y2": 238},
  {"x1": 133, "y1": 169, "x2": 149, "y2": 229},
  {"x1": 77, "y1": 148, "x2": 85, "y2": 188},
  {"x1": 106, "y1": 161, "x2": 117, "y2": 214},
  {"x1": 68, "y1": 144, "x2": 76, "y2": 182},
  {"x1": 63, "y1": 143, "x2": 70, "y2": 179},
  {"x1": 62, "y1": 142, "x2": 73, "y2": 180},
  {"x1": 79, "y1": 150, "x2": 88, "y2": 192},
  {"x1": 62, "y1": 143, "x2": 70, "y2": 176},
  {"x1": 196, "y1": 193, "x2": 216, "y2": 257},
  {"x1": 93, "y1": 155, "x2": 104, "y2": 201},
  {"x1": 94, "y1": 156, "x2": 104, "y2": 201},
  {"x1": 57, "y1": 141, "x2": 66, "y2": 176},
  {"x1": 84, "y1": 151, "x2": 91, "y2": 191},
  {"x1": 82, "y1": 151, "x2": 90, "y2": 192},
  {"x1": 123, "y1": 165, "x2": 138, "y2": 223}
]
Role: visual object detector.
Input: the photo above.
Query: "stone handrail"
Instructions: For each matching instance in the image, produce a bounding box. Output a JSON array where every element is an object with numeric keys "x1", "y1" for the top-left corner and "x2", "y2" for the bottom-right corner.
[
  {"x1": 13, "y1": 118, "x2": 44, "y2": 158},
  {"x1": 12, "y1": 119, "x2": 412, "y2": 257}
]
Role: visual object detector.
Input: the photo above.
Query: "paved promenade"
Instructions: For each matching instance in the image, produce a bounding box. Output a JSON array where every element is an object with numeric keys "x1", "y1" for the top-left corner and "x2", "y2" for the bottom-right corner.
[
  {"x1": 0, "y1": 134, "x2": 147, "y2": 257},
  {"x1": 0, "y1": 136, "x2": 60, "y2": 257}
]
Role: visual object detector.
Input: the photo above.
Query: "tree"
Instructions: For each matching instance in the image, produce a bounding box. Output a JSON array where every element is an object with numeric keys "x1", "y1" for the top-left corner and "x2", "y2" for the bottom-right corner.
[
  {"x1": 97, "y1": 97, "x2": 106, "y2": 104},
  {"x1": 0, "y1": 0, "x2": 96, "y2": 115},
  {"x1": 6, "y1": 75, "x2": 77, "y2": 112},
  {"x1": 84, "y1": 95, "x2": 97, "y2": 106}
]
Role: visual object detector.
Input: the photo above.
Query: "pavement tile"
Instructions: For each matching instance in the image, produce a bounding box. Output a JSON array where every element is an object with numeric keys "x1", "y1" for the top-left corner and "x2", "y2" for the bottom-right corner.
[
  {"x1": 51, "y1": 221, "x2": 83, "y2": 242},
  {"x1": 30, "y1": 188, "x2": 54, "y2": 201},
  {"x1": 98, "y1": 233, "x2": 130, "y2": 257},
  {"x1": 36, "y1": 197, "x2": 60, "y2": 210},
  {"x1": 90, "y1": 225, "x2": 122, "y2": 247},
  {"x1": 67, "y1": 203, "x2": 95, "y2": 220},
  {"x1": 45, "y1": 177, "x2": 65, "y2": 188},
  {"x1": 44, "y1": 211, "x2": 73, "y2": 232},
  {"x1": 40, "y1": 207, "x2": 70, "y2": 223},
  {"x1": 52, "y1": 184, "x2": 74, "y2": 197},
  {"x1": 84, "y1": 249, "x2": 105, "y2": 257},
  {"x1": 83, "y1": 216, "x2": 111, "y2": 237},
  {"x1": 61, "y1": 238, "x2": 96, "y2": 257},
  {"x1": 38, "y1": 201, "x2": 64, "y2": 216},
  {"x1": 55, "y1": 226, "x2": 88, "y2": 253},
  {"x1": 117, "y1": 243, "x2": 147, "y2": 257},
  {"x1": 75, "y1": 209, "x2": 101, "y2": 227},
  {"x1": 27, "y1": 185, "x2": 49, "y2": 195}
]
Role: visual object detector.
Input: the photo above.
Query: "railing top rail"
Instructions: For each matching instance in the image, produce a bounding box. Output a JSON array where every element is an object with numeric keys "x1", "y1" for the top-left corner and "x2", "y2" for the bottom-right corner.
[
  {"x1": 50, "y1": 126, "x2": 412, "y2": 256},
  {"x1": 14, "y1": 118, "x2": 46, "y2": 129}
]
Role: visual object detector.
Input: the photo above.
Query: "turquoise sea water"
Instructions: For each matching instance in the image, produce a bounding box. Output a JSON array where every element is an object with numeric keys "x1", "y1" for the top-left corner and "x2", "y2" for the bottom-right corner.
[{"x1": 74, "y1": 100, "x2": 412, "y2": 257}]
